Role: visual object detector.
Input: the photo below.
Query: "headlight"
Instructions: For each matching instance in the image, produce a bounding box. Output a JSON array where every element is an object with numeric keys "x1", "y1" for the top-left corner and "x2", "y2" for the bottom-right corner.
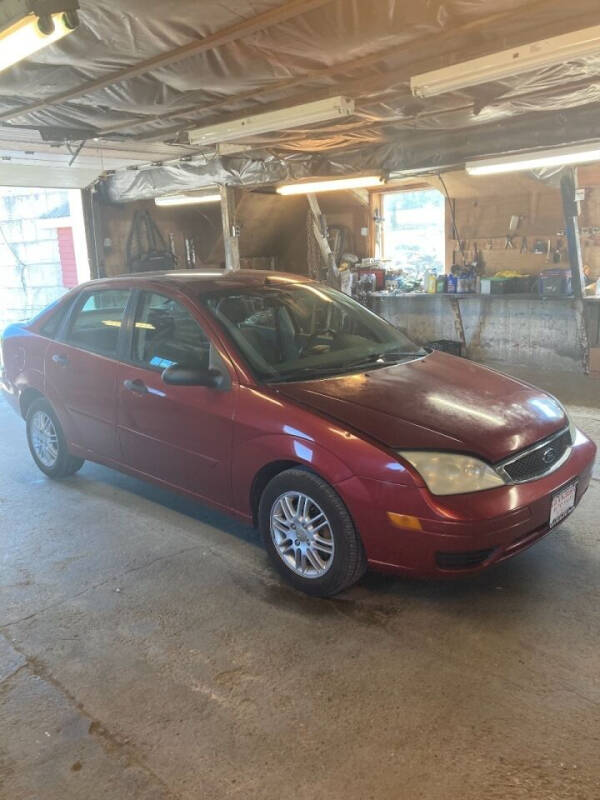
[{"x1": 397, "y1": 451, "x2": 506, "y2": 496}]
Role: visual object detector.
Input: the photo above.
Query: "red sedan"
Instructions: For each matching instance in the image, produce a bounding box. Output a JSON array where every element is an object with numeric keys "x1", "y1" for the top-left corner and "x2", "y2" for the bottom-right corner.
[{"x1": 1, "y1": 270, "x2": 596, "y2": 596}]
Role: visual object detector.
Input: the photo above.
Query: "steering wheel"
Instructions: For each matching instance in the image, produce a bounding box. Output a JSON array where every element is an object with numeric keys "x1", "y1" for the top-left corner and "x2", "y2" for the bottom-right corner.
[{"x1": 300, "y1": 327, "x2": 339, "y2": 356}]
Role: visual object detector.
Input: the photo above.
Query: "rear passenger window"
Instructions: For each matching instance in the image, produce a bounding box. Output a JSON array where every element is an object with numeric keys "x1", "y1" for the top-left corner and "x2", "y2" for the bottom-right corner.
[
  {"x1": 66, "y1": 290, "x2": 130, "y2": 357},
  {"x1": 132, "y1": 292, "x2": 210, "y2": 371},
  {"x1": 39, "y1": 301, "x2": 70, "y2": 339}
]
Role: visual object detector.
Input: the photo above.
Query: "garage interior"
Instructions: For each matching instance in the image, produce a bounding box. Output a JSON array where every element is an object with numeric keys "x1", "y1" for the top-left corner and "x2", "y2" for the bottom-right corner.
[{"x1": 2, "y1": 1, "x2": 600, "y2": 798}]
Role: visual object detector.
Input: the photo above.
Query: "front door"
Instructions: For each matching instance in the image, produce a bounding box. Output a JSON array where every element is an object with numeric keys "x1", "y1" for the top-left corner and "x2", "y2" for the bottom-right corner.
[
  {"x1": 117, "y1": 291, "x2": 236, "y2": 508},
  {"x1": 45, "y1": 288, "x2": 130, "y2": 461}
]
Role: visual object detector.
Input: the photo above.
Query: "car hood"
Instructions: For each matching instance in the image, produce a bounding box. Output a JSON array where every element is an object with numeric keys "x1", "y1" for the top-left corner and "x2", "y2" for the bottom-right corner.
[{"x1": 273, "y1": 351, "x2": 567, "y2": 463}]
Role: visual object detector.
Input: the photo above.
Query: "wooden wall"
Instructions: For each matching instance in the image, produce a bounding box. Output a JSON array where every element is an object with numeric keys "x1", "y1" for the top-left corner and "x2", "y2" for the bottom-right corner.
[
  {"x1": 450, "y1": 190, "x2": 566, "y2": 276},
  {"x1": 206, "y1": 191, "x2": 309, "y2": 272},
  {"x1": 98, "y1": 190, "x2": 369, "y2": 278},
  {"x1": 97, "y1": 174, "x2": 600, "y2": 283},
  {"x1": 447, "y1": 169, "x2": 600, "y2": 280},
  {"x1": 580, "y1": 187, "x2": 600, "y2": 276},
  {"x1": 99, "y1": 199, "x2": 223, "y2": 277},
  {"x1": 382, "y1": 168, "x2": 600, "y2": 280}
]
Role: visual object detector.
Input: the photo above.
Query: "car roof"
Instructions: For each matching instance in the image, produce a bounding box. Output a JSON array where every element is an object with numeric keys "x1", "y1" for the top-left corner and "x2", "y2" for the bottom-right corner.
[{"x1": 79, "y1": 269, "x2": 315, "y2": 294}]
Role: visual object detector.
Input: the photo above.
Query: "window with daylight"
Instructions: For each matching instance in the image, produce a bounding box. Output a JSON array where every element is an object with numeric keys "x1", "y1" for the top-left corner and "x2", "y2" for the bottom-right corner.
[
  {"x1": 132, "y1": 292, "x2": 211, "y2": 372},
  {"x1": 381, "y1": 189, "x2": 445, "y2": 278},
  {"x1": 66, "y1": 290, "x2": 130, "y2": 357}
]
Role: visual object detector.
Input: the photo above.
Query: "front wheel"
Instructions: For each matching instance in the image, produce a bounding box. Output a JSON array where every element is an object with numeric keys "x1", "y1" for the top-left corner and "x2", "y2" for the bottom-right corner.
[
  {"x1": 26, "y1": 398, "x2": 84, "y2": 479},
  {"x1": 258, "y1": 468, "x2": 366, "y2": 597}
]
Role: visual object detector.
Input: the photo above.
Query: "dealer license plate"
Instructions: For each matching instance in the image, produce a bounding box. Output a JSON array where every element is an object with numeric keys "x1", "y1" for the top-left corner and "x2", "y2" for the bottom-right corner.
[{"x1": 549, "y1": 482, "x2": 577, "y2": 528}]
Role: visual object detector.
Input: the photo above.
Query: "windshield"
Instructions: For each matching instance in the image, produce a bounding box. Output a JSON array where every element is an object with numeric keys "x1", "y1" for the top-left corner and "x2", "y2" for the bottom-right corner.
[{"x1": 201, "y1": 282, "x2": 425, "y2": 382}]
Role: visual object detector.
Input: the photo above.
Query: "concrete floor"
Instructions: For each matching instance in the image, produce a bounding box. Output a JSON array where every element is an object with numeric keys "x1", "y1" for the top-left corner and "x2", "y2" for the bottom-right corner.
[{"x1": 1, "y1": 368, "x2": 600, "y2": 800}]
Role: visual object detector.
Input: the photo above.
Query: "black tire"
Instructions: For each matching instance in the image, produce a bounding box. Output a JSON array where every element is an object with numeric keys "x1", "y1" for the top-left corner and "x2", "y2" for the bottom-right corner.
[
  {"x1": 26, "y1": 398, "x2": 84, "y2": 479},
  {"x1": 258, "y1": 468, "x2": 367, "y2": 597}
]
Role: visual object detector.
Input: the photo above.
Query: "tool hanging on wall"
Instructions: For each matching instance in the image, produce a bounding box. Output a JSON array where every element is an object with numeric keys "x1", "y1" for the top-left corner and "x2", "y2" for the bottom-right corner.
[
  {"x1": 185, "y1": 237, "x2": 197, "y2": 267},
  {"x1": 505, "y1": 214, "x2": 523, "y2": 249},
  {"x1": 126, "y1": 210, "x2": 177, "y2": 273},
  {"x1": 553, "y1": 236, "x2": 564, "y2": 263}
]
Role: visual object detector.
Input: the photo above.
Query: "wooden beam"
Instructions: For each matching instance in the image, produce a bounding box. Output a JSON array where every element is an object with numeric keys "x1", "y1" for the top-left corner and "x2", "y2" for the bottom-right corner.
[
  {"x1": 561, "y1": 170, "x2": 586, "y2": 299},
  {"x1": 307, "y1": 194, "x2": 330, "y2": 262},
  {"x1": 307, "y1": 194, "x2": 338, "y2": 285},
  {"x1": 349, "y1": 189, "x2": 369, "y2": 207},
  {"x1": 104, "y1": 0, "x2": 591, "y2": 143},
  {"x1": 0, "y1": 0, "x2": 335, "y2": 125},
  {"x1": 220, "y1": 186, "x2": 240, "y2": 272},
  {"x1": 82, "y1": 187, "x2": 104, "y2": 279},
  {"x1": 560, "y1": 169, "x2": 590, "y2": 372},
  {"x1": 368, "y1": 192, "x2": 383, "y2": 260}
]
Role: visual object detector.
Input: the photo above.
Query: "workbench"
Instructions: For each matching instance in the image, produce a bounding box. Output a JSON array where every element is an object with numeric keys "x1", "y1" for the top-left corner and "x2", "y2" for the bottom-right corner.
[{"x1": 368, "y1": 292, "x2": 596, "y2": 372}]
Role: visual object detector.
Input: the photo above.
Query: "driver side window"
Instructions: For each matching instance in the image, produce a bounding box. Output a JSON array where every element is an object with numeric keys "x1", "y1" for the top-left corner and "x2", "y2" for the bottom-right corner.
[{"x1": 132, "y1": 292, "x2": 210, "y2": 371}]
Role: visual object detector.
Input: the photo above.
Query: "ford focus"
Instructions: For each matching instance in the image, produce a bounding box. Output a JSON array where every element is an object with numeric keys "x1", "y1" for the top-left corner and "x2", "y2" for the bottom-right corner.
[{"x1": 1, "y1": 270, "x2": 595, "y2": 596}]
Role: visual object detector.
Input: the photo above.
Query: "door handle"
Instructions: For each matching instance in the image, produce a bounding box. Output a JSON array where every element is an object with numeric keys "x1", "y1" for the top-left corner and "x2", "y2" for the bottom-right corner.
[
  {"x1": 51, "y1": 353, "x2": 68, "y2": 366},
  {"x1": 123, "y1": 378, "x2": 148, "y2": 395}
]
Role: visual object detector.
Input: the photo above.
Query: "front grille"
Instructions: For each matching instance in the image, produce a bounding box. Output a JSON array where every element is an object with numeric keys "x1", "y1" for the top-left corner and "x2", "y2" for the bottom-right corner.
[
  {"x1": 436, "y1": 548, "x2": 495, "y2": 570},
  {"x1": 500, "y1": 428, "x2": 572, "y2": 483}
]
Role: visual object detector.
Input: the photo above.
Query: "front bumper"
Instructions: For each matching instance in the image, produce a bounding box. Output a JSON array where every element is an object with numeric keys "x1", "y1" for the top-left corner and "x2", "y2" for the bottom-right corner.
[{"x1": 336, "y1": 429, "x2": 596, "y2": 578}]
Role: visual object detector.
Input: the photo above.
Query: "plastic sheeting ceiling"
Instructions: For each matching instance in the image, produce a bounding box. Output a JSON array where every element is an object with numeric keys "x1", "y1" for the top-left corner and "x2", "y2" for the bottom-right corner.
[{"x1": 0, "y1": 0, "x2": 598, "y2": 200}]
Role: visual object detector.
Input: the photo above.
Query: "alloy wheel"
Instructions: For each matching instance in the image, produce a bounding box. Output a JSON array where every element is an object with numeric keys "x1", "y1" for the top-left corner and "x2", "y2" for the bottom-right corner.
[
  {"x1": 30, "y1": 410, "x2": 59, "y2": 468},
  {"x1": 270, "y1": 491, "x2": 335, "y2": 578}
]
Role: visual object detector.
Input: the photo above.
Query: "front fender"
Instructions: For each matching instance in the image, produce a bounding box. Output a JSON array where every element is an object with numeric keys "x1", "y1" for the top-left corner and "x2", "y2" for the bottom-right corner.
[{"x1": 232, "y1": 432, "x2": 355, "y2": 516}]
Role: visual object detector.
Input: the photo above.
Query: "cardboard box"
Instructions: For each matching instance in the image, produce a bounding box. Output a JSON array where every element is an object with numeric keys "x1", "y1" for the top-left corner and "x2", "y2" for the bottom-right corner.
[{"x1": 590, "y1": 347, "x2": 600, "y2": 375}]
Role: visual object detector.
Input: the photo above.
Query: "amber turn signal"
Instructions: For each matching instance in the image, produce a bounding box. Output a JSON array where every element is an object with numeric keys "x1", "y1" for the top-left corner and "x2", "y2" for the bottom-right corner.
[{"x1": 386, "y1": 512, "x2": 423, "y2": 531}]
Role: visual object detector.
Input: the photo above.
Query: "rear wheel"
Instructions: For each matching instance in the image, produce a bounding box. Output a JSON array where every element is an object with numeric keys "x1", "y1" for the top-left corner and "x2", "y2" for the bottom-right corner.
[
  {"x1": 259, "y1": 468, "x2": 366, "y2": 597},
  {"x1": 26, "y1": 398, "x2": 84, "y2": 478}
]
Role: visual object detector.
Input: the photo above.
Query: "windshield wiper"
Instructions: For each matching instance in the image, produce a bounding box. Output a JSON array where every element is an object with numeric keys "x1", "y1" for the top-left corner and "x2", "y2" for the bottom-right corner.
[
  {"x1": 267, "y1": 351, "x2": 424, "y2": 383},
  {"x1": 266, "y1": 364, "x2": 351, "y2": 382},
  {"x1": 341, "y1": 350, "x2": 424, "y2": 370}
]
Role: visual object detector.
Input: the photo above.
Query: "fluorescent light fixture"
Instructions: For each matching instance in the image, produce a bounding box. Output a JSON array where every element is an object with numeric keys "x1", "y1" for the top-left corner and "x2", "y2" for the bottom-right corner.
[
  {"x1": 466, "y1": 142, "x2": 600, "y2": 175},
  {"x1": 187, "y1": 96, "x2": 354, "y2": 147},
  {"x1": 277, "y1": 175, "x2": 384, "y2": 196},
  {"x1": 411, "y1": 24, "x2": 600, "y2": 98},
  {"x1": 0, "y1": 2, "x2": 79, "y2": 74},
  {"x1": 155, "y1": 193, "x2": 221, "y2": 207}
]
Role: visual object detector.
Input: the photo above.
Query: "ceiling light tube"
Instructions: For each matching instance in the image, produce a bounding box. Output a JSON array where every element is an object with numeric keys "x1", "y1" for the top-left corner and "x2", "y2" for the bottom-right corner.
[
  {"x1": 466, "y1": 143, "x2": 600, "y2": 175},
  {"x1": 0, "y1": 2, "x2": 79, "y2": 75},
  {"x1": 411, "y1": 24, "x2": 600, "y2": 98},
  {"x1": 277, "y1": 175, "x2": 384, "y2": 196},
  {"x1": 155, "y1": 193, "x2": 221, "y2": 207},
  {"x1": 187, "y1": 96, "x2": 355, "y2": 147}
]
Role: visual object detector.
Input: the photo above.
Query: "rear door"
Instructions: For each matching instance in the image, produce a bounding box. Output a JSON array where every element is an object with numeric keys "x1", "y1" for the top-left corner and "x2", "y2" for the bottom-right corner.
[
  {"x1": 45, "y1": 288, "x2": 131, "y2": 461},
  {"x1": 116, "y1": 290, "x2": 236, "y2": 507}
]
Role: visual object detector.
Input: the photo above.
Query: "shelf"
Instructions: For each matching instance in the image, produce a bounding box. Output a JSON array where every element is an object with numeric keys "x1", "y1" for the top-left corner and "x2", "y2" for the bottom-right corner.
[{"x1": 371, "y1": 292, "x2": 576, "y2": 301}]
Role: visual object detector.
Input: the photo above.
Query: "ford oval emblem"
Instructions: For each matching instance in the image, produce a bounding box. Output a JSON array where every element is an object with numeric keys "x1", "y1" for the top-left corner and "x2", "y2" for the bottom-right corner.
[{"x1": 542, "y1": 447, "x2": 556, "y2": 465}]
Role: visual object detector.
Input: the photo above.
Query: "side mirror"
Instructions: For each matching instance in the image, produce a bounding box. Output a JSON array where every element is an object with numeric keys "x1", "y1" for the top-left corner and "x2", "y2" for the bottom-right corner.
[{"x1": 162, "y1": 364, "x2": 224, "y2": 389}]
